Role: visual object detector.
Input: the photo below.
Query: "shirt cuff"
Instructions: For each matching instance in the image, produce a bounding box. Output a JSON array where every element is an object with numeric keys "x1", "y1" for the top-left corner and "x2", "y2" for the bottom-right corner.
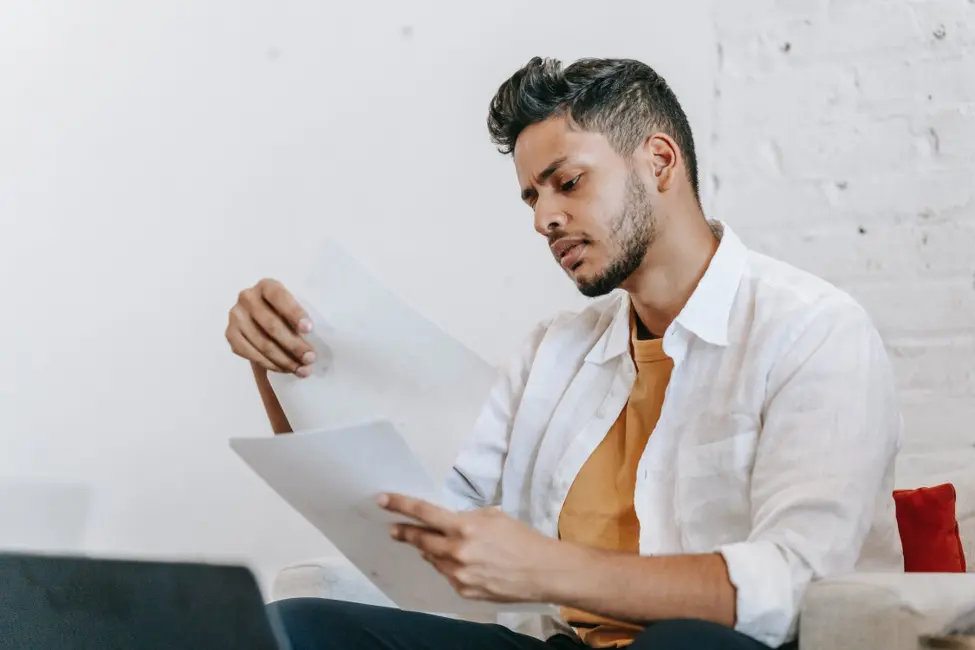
[{"x1": 718, "y1": 540, "x2": 798, "y2": 647}]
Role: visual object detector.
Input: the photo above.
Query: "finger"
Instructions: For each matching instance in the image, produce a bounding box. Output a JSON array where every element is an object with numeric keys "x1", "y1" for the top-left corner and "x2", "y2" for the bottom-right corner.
[
  {"x1": 260, "y1": 280, "x2": 313, "y2": 334},
  {"x1": 416, "y1": 548, "x2": 464, "y2": 581},
  {"x1": 226, "y1": 327, "x2": 285, "y2": 373},
  {"x1": 430, "y1": 555, "x2": 464, "y2": 578},
  {"x1": 250, "y1": 302, "x2": 316, "y2": 366},
  {"x1": 413, "y1": 554, "x2": 493, "y2": 601},
  {"x1": 456, "y1": 585, "x2": 491, "y2": 601},
  {"x1": 415, "y1": 553, "x2": 477, "y2": 597},
  {"x1": 391, "y1": 524, "x2": 455, "y2": 557},
  {"x1": 236, "y1": 311, "x2": 304, "y2": 374},
  {"x1": 378, "y1": 494, "x2": 459, "y2": 532},
  {"x1": 443, "y1": 570, "x2": 489, "y2": 601}
]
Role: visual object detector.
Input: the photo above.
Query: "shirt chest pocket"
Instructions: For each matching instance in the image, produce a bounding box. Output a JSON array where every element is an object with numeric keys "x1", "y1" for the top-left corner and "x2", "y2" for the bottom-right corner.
[
  {"x1": 678, "y1": 427, "x2": 758, "y2": 477},
  {"x1": 675, "y1": 421, "x2": 758, "y2": 551}
]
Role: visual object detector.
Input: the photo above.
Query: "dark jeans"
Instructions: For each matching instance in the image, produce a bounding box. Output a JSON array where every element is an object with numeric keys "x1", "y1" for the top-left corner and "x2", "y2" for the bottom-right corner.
[{"x1": 267, "y1": 598, "x2": 788, "y2": 650}]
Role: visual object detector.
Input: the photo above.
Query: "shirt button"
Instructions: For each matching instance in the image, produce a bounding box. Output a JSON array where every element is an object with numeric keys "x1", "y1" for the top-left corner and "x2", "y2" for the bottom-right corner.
[{"x1": 596, "y1": 405, "x2": 607, "y2": 418}]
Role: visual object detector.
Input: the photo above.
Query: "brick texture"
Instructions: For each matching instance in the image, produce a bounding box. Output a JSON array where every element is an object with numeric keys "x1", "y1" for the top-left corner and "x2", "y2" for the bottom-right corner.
[{"x1": 712, "y1": 0, "x2": 975, "y2": 454}]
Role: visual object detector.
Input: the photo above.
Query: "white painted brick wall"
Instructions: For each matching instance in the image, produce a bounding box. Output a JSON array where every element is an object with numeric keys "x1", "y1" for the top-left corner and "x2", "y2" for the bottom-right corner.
[{"x1": 711, "y1": 0, "x2": 975, "y2": 456}]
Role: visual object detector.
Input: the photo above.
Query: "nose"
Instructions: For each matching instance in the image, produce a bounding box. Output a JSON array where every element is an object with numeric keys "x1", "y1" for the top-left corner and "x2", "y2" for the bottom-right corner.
[{"x1": 533, "y1": 197, "x2": 567, "y2": 236}]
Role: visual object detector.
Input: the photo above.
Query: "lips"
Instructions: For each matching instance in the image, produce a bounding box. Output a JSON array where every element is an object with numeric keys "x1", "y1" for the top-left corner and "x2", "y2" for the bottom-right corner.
[
  {"x1": 560, "y1": 243, "x2": 587, "y2": 269},
  {"x1": 551, "y1": 238, "x2": 587, "y2": 270}
]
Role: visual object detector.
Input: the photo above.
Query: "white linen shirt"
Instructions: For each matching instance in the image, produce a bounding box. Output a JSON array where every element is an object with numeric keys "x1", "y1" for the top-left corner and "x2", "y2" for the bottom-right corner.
[{"x1": 444, "y1": 222, "x2": 903, "y2": 647}]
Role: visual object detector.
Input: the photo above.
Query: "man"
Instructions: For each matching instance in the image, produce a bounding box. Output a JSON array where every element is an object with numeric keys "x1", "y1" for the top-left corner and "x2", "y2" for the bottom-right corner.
[{"x1": 226, "y1": 57, "x2": 902, "y2": 650}]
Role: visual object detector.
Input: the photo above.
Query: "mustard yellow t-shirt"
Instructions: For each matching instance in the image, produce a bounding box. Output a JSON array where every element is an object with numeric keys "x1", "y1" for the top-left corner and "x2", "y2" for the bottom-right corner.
[{"x1": 558, "y1": 314, "x2": 674, "y2": 648}]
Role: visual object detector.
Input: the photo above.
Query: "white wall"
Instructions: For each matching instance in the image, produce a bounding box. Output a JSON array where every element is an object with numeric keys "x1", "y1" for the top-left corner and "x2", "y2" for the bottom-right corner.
[
  {"x1": 0, "y1": 0, "x2": 715, "y2": 590},
  {"x1": 712, "y1": 1, "x2": 975, "y2": 498}
]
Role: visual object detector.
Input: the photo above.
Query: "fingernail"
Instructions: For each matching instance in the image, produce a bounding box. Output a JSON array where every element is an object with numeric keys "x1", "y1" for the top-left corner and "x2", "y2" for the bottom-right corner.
[
  {"x1": 298, "y1": 318, "x2": 313, "y2": 334},
  {"x1": 376, "y1": 493, "x2": 389, "y2": 507},
  {"x1": 389, "y1": 525, "x2": 400, "y2": 539},
  {"x1": 302, "y1": 351, "x2": 317, "y2": 365},
  {"x1": 295, "y1": 366, "x2": 311, "y2": 378}
]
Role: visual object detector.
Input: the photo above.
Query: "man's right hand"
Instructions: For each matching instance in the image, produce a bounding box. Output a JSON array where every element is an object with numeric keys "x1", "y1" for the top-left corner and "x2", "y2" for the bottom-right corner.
[{"x1": 226, "y1": 279, "x2": 317, "y2": 378}]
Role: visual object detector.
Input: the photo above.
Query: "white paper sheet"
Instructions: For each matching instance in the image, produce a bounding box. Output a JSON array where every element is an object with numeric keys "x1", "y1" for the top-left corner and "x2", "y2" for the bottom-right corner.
[
  {"x1": 231, "y1": 422, "x2": 553, "y2": 615},
  {"x1": 267, "y1": 239, "x2": 497, "y2": 481}
]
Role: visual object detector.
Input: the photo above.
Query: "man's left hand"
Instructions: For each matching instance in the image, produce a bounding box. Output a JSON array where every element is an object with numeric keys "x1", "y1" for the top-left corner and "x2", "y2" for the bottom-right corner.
[{"x1": 377, "y1": 493, "x2": 564, "y2": 603}]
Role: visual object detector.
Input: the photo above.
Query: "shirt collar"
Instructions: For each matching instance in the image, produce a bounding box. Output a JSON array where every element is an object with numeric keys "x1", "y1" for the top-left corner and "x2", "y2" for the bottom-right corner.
[
  {"x1": 585, "y1": 220, "x2": 748, "y2": 364},
  {"x1": 673, "y1": 220, "x2": 748, "y2": 346}
]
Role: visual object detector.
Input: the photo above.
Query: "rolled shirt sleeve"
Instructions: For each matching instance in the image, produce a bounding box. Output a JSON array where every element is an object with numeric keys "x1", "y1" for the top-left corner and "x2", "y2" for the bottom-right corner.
[{"x1": 718, "y1": 299, "x2": 902, "y2": 646}]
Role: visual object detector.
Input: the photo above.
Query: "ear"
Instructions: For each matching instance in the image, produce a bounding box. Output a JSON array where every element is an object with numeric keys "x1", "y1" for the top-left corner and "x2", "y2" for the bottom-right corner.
[{"x1": 635, "y1": 132, "x2": 679, "y2": 192}]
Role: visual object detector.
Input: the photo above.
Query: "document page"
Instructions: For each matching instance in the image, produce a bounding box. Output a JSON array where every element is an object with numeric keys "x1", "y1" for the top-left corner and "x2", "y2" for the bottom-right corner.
[
  {"x1": 266, "y1": 239, "x2": 497, "y2": 480},
  {"x1": 231, "y1": 422, "x2": 553, "y2": 615}
]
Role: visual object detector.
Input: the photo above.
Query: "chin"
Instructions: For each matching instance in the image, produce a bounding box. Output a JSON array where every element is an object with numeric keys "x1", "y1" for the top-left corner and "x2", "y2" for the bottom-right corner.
[{"x1": 573, "y1": 268, "x2": 619, "y2": 298}]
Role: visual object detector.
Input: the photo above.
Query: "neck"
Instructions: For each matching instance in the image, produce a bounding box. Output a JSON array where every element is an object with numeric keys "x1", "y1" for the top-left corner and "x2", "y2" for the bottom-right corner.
[{"x1": 622, "y1": 207, "x2": 718, "y2": 338}]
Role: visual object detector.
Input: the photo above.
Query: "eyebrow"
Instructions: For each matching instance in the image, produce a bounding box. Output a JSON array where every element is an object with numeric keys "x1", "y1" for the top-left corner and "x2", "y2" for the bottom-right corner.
[{"x1": 521, "y1": 156, "x2": 568, "y2": 202}]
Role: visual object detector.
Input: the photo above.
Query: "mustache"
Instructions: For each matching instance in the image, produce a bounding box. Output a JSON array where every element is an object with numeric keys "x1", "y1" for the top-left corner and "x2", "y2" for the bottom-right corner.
[{"x1": 547, "y1": 231, "x2": 590, "y2": 247}]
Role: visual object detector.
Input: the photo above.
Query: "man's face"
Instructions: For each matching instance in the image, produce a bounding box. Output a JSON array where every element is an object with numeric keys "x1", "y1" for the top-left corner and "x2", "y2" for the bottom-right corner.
[{"x1": 513, "y1": 116, "x2": 655, "y2": 297}]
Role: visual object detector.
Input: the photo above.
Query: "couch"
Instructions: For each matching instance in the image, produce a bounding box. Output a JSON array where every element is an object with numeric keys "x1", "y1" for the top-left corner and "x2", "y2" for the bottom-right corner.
[{"x1": 270, "y1": 447, "x2": 975, "y2": 650}]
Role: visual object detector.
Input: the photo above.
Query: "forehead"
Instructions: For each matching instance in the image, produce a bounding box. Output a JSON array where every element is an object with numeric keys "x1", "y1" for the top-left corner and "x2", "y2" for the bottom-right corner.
[{"x1": 513, "y1": 117, "x2": 622, "y2": 187}]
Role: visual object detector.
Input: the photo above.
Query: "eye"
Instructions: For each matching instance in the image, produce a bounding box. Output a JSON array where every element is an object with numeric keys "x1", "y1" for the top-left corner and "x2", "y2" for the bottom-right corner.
[{"x1": 561, "y1": 174, "x2": 582, "y2": 192}]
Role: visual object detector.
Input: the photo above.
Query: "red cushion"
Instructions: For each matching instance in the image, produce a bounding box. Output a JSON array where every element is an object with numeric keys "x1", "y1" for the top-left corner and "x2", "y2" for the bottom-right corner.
[{"x1": 893, "y1": 483, "x2": 966, "y2": 573}]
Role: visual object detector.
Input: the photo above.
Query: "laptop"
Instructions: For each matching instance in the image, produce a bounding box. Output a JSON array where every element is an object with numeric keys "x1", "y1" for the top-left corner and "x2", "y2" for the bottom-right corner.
[{"x1": 0, "y1": 553, "x2": 291, "y2": 649}]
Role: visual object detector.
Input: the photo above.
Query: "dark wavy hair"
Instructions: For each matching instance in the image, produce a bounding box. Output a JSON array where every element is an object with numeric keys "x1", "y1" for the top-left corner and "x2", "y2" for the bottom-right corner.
[{"x1": 487, "y1": 57, "x2": 699, "y2": 202}]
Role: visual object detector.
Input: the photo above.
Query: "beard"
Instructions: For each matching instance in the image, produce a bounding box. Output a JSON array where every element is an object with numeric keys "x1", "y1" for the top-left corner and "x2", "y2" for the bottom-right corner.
[{"x1": 576, "y1": 170, "x2": 656, "y2": 298}]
